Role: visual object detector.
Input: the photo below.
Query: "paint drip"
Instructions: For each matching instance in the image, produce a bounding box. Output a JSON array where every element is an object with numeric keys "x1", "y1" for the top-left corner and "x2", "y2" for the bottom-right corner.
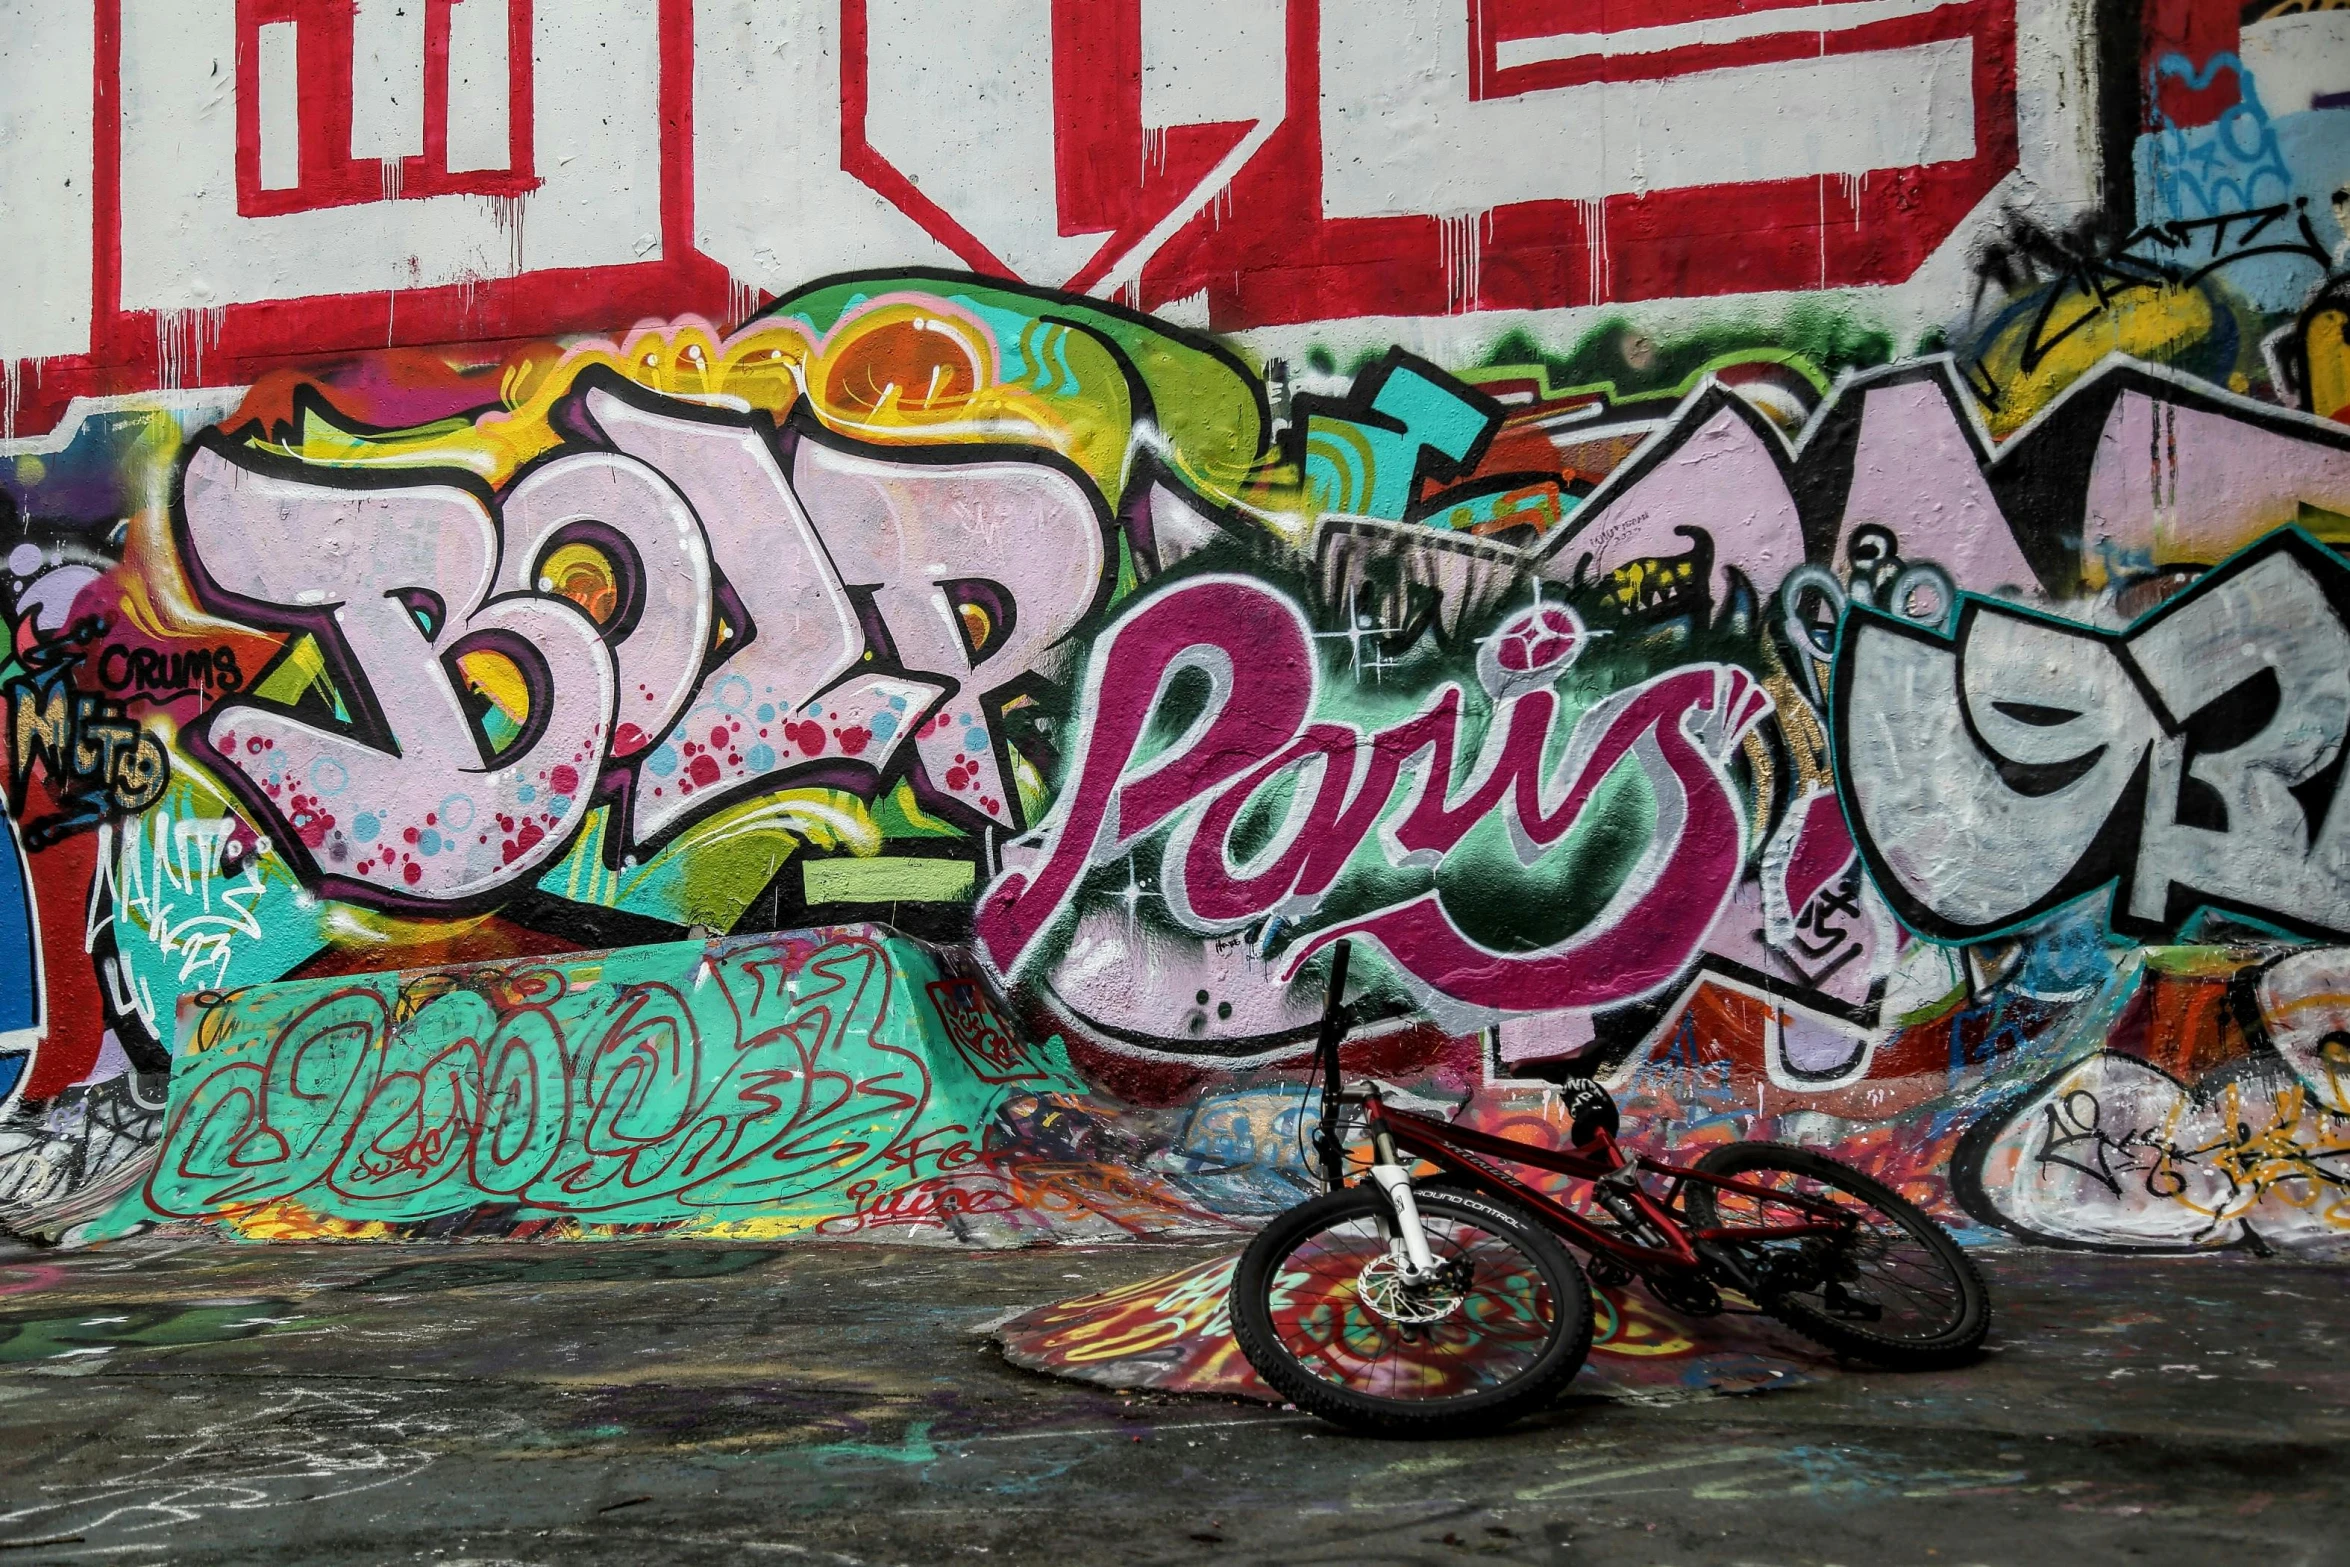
[
  {"x1": 1440, "y1": 213, "x2": 1484, "y2": 315},
  {"x1": 155, "y1": 308, "x2": 226, "y2": 392},
  {"x1": 1579, "y1": 199, "x2": 1610, "y2": 303},
  {"x1": 727, "y1": 275, "x2": 762, "y2": 327},
  {"x1": 492, "y1": 193, "x2": 527, "y2": 277}
]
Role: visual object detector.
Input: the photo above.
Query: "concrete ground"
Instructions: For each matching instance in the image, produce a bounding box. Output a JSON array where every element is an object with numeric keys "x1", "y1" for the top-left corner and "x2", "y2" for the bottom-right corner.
[{"x1": 0, "y1": 1236, "x2": 2342, "y2": 1567}]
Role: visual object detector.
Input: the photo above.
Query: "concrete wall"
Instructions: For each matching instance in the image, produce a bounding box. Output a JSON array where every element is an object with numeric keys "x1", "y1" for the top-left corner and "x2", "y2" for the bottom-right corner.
[{"x1": 4, "y1": 0, "x2": 2350, "y2": 1248}]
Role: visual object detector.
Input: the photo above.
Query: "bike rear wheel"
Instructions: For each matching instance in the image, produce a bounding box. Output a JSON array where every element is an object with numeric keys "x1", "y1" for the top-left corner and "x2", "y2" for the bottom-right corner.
[
  {"x1": 1684, "y1": 1142, "x2": 1989, "y2": 1368},
  {"x1": 1230, "y1": 1184, "x2": 1592, "y2": 1436}
]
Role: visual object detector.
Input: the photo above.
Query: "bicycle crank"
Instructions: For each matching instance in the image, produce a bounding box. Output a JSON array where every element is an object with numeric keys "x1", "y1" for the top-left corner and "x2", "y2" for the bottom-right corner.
[{"x1": 1642, "y1": 1272, "x2": 1724, "y2": 1317}]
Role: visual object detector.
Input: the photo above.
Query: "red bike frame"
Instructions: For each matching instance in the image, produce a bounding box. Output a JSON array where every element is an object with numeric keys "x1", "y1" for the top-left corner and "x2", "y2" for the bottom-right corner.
[
  {"x1": 1357, "y1": 1090, "x2": 1854, "y2": 1282},
  {"x1": 1304, "y1": 938, "x2": 1850, "y2": 1286}
]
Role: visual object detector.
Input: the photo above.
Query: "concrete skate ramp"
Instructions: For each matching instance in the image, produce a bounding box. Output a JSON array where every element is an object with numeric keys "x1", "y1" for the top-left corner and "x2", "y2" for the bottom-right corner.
[{"x1": 85, "y1": 924, "x2": 1242, "y2": 1245}]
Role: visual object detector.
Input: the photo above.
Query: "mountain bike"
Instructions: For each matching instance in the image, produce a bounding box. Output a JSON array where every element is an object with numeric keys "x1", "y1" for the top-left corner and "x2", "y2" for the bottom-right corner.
[{"x1": 1227, "y1": 944, "x2": 1991, "y2": 1435}]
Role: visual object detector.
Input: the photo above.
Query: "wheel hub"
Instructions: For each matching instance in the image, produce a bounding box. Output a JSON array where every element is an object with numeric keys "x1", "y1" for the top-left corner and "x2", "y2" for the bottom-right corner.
[{"x1": 1823, "y1": 1280, "x2": 1884, "y2": 1321}]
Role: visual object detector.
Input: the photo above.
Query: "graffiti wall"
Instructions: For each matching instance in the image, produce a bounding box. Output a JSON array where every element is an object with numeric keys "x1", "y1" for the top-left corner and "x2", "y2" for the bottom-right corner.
[{"x1": 3, "y1": 0, "x2": 2350, "y2": 1251}]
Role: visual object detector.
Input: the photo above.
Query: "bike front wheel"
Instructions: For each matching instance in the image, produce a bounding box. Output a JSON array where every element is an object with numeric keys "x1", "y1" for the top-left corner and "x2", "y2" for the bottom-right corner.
[
  {"x1": 1229, "y1": 1184, "x2": 1592, "y2": 1436},
  {"x1": 1684, "y1": 1142, "x2": 1990, "y2": 1368}
]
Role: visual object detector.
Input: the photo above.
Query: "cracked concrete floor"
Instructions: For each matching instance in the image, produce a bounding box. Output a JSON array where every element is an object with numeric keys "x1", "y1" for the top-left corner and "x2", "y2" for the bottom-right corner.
[{"x1": 0, "y1": 1237, "x2": 2344, "y2": 1566}]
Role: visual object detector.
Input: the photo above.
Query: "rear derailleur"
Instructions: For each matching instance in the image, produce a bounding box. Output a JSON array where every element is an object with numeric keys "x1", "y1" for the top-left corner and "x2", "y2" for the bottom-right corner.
[{"x1": 1744, "y1": 1240, "x2": 1883, "y2": 1320}]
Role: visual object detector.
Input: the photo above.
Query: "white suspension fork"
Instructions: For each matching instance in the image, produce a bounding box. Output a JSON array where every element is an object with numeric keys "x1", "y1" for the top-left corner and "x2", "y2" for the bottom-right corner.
[{"x1": 1369, "y1": 1163, "x2": 1438, "y2": 1278}]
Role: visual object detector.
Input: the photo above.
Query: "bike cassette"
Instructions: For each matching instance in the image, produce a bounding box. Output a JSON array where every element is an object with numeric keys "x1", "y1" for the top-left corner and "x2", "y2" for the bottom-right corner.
[{"x1": 1756, "y1": 1240, "x2": 1837, "y2": 1297}]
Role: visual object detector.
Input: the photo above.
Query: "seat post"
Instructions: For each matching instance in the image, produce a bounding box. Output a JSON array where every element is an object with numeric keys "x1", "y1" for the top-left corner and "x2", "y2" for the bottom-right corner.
[{"x1": 1312, "y1": 941, "x2": 1353, "y2": 1189}]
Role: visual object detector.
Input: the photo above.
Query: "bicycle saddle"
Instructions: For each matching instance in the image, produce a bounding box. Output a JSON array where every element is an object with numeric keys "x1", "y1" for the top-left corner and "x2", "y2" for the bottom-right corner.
[{"x1": 1364, "y1": 1079, "x2": 1470, "y2": 1116}]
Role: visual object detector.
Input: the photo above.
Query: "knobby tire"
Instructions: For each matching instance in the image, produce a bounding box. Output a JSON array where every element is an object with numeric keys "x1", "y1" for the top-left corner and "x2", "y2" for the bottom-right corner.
[
  {"x1": 1685, "y1": 1141, "x2": 1990, "y2": 1369},
  {"x1": 1230, "y1": 1183, "x2": 1592, "y2": 1437}
]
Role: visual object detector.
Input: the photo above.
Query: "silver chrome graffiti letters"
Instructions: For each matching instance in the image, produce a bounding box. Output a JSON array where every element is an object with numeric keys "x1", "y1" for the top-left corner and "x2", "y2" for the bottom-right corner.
[{"x1": 1836, "y1": 529, "x2": 2350, "y2": 941}]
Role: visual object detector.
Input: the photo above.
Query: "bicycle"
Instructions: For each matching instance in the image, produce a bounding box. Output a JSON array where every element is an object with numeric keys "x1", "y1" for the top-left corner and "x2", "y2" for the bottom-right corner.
[{"x1": 1228, "y1": 944, "x2": 1991, "y2": 1435}]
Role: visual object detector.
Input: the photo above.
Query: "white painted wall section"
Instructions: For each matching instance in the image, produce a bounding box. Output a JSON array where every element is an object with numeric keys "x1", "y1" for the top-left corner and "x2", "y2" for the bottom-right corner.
[
  {"x1": 118, "y1": 0, "x2": 662, "y2": 312},
  {"x1": 0, "y1": 0, "x2": 96, "y2": 362},
  {"x1": 1141, "y1": 0, "x2": 1285, "y2": 129},
  {"x1": 445, "y1": 0, "x2": 514, "y2": 175},
  {"x1": 349, "y1": 0, "x2": 428, "y2": 161},
  {"x1": 256, "y1": 21, "x2": 302, "y2": 191},
  {"x1": 690, "y1": 0, "x2": 952, "y2": 294},
  {"x1": 1318, "y1": 0, "x2": 1977, "y2": 212},
  {"x1": 862, "y1": 0, "x2": 1105, "y2": 282}
]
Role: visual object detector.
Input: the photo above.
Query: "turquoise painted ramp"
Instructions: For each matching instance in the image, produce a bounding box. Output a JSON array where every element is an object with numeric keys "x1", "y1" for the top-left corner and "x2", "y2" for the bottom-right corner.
[{"x1": 88, "y1": 925, "x2": 1113, "y2": 1242}]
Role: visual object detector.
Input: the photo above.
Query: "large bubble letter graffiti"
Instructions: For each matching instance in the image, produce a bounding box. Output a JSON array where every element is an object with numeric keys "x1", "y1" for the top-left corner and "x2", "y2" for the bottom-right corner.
[
  {"x1": 1837, "y1": 530, "x2": 2350, "y2": 943},
  {"x1": 178, "y1": 441, "x2": 616, "y2": 905}
]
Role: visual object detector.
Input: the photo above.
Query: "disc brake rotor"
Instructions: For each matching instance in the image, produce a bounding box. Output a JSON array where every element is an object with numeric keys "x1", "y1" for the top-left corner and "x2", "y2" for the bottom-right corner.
[{"x1": 1356, "y1": 1253, "x2": 1469, "y2": 1325}]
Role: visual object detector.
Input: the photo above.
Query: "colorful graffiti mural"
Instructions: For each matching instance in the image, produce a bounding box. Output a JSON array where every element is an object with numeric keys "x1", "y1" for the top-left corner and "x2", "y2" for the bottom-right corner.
[{"x1": 3, "y1": 0, "x2": 2350, "y2": 1257}]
